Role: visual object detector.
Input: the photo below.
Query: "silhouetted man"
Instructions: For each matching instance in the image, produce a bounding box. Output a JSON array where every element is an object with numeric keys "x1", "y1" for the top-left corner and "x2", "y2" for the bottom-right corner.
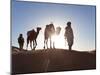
[
  {"x1": 64, "y1": 22, "x2": 74, "y2": 51},
  {"x1": 18, "y1": 34, "x2": 24, "y2": 50}
]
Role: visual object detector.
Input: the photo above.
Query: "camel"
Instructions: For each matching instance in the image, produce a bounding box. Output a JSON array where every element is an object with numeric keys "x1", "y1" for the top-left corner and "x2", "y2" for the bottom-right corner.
[
  {"x1": 44, "y1": 23, "x2": 61, "y2": 49},
  {"x1": 26, "y1": 27, "x2": 41, "y2": 50}
]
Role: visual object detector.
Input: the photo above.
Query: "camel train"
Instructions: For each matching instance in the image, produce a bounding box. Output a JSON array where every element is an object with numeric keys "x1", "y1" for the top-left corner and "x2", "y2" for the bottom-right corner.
[
  {"x1": 26, "y1": 22, "x2": 61, "y2": 50},
  {"x1": 18, "y1": 22, "x2": 74, "y2": 51}
]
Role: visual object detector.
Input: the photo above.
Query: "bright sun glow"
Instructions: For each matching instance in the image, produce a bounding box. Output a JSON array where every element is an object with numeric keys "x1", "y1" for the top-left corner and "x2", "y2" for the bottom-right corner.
[{"x1": 51, "y1": 27, "x2": 67, "y2": 49}]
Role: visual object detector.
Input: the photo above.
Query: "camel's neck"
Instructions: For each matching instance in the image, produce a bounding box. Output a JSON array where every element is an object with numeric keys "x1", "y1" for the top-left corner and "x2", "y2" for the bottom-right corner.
[{"x1": 36, "y1": 30, "x2": 40, "y2": 38}]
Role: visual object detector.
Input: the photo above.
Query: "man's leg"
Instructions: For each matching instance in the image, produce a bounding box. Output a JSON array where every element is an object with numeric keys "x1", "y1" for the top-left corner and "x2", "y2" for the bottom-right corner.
[
  {"x1": 69, "y1": 45, "x2": 72, "y2": 51},
  {"x1": 22, "y1": 43, "x2": 24, "y2": 49}
]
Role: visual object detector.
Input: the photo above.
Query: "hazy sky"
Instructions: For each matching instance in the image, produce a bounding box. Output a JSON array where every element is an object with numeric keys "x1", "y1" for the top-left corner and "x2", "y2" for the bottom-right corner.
[{"x1": 12, "y1": 0, "x2": 96, "y2": 51}]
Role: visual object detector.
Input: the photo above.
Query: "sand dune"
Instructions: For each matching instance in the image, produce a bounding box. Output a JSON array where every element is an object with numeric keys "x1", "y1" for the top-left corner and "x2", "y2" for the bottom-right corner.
[{"x1": 12, "y1": 46, "x2": 96, "y2": 74}]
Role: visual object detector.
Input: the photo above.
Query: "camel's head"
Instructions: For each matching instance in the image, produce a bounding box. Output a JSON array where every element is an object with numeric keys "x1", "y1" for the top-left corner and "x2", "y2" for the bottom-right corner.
[
  {"x1": 56, "y1": 26, "x2": 61, "y2": 35},
  {"x1": 37, "y1": 27, "x2": 41, "y2": 32},
  {"x1": 46, "y1": 25, "x2": 49, "y2": 29}
]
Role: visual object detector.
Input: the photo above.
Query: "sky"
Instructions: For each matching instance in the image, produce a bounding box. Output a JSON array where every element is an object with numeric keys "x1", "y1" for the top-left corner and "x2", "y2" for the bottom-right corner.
[{"x1": 12, "y1": 0, "x2": 96, "y2": 51}]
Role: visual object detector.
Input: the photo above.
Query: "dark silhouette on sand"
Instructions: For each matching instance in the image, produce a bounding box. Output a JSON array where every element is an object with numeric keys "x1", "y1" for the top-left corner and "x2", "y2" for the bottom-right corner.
[
  {"x1": 44, "y1": 23, "x2": 55, "y2": 49},
  {"x1": 26, "y1": 27, "x2": 41, "y2": 50},
  {"x1": 44, "y1": 23, "x2": 61, "y2": 49},
  {"x1": 64, "y1": 22, "x2": 74, "y2": 51},
  {"x1": 18, "y1": 34, "x2": 24, "y2": 50}
]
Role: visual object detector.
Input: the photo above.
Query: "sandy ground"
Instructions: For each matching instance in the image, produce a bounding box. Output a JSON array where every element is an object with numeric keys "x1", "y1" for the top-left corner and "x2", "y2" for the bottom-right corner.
[{"x1": 12, "y1": 46, "x2": 96, "y2": 74}]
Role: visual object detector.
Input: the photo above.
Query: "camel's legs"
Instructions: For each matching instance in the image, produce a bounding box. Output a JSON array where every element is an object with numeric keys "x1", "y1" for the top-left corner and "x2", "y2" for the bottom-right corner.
[
  {"x1": 46, "y1": 39, "x2": 48, "y2": 49},
  {"x1": 26, "y1": 37, "x2": 29, "y2": 50},
  {"x1": 50, "y1": 37, "x2": 52, "y2": 49},
  {"x1": 53, "y1": 42, "x2": 55, "y2": 49},
  {"x1": 44, "y1": 39, "x2": 48, "y2": 49},
  {"x1": 26, "y1": 42, "x2": 28, "y2": 50},
  {"x1": 33, "y1": 40, "x2": 35, "y2": 50},
  {"x1": 30, "y1": 41, "x2": 32, "y2": 50},
  {"x1": 33, "y1": 40, "x2": 37, "y2": 50},
  {"x1": 35, "y1": 40, "x2": 37, "y2": 48},
  {"x1": 44, "y1": 40, "x2": 45, "y2": 49}
]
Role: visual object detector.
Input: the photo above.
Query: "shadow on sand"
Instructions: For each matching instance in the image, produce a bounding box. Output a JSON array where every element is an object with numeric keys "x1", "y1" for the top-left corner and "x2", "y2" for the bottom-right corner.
[{"x1": 12, "y1": 46, "x2": 96, "y2": 74}]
